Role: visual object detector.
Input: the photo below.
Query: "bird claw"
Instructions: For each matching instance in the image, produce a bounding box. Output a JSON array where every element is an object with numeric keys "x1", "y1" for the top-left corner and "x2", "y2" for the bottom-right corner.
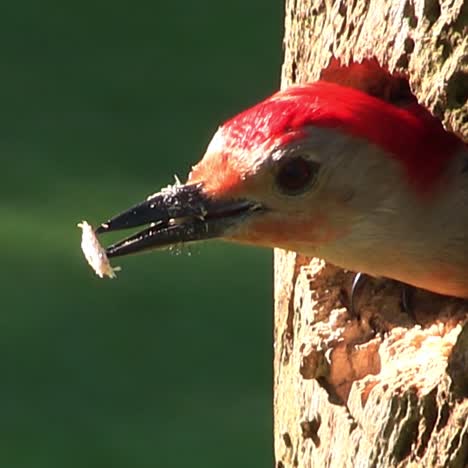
[
  {"x1": 349, "y1": 272, "x2": 367, "y2": 320},
  {"x1": 400, "y1": 283, "x2": 416, "y2": 320},
  {"x1": 349, "y1": 273, "x2": 416, "y2": 322},
  {"x1": 348, "y1": 272, "x2": 386, "y2": 339}
]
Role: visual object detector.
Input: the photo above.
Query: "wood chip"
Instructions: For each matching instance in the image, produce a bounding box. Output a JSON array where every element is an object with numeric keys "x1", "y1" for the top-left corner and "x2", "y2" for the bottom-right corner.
[{"x1": 78, "y1": 221, "x2": 121, "y2": 279}]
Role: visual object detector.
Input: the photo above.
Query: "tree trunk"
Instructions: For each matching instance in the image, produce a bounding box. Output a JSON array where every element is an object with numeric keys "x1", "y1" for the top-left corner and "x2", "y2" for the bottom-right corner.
[{"x1": 274, "y1": 1, "x2": 468, "y2": 467}]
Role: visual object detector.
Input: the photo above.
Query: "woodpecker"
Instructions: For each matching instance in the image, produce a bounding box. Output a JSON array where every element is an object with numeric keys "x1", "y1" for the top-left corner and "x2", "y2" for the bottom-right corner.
[{"x1": 95, "y1": 81, "x2": 468, "y2": 299}]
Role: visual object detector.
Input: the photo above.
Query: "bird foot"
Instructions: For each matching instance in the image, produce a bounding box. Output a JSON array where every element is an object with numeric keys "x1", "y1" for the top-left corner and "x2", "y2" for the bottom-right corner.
[{"x1": 349, "y1": 272, "x2": 417, "y2": 323}]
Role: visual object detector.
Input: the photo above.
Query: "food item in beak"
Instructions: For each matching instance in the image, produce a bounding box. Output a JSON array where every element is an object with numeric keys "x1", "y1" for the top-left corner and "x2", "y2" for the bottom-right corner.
[{"x1": 78, "y1": 221, "x2": 121, "y2": 279}]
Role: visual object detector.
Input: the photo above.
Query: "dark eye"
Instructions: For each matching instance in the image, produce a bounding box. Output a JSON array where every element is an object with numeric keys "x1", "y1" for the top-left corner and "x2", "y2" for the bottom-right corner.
[{"x1": 275, "y1": 156, "x2": 319, "y2": 195}]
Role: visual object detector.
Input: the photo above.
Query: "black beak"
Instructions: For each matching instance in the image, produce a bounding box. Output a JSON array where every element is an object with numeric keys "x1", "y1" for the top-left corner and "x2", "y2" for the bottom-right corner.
[{"x1": 95, "y1": 183, "x2": 261, "y2": 258}]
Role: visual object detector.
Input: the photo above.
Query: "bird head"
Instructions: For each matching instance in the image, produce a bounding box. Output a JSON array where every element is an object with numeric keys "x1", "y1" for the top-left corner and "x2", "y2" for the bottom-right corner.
[{"x1": 96, "y1": 81, "x2": 460, "y2": 268}]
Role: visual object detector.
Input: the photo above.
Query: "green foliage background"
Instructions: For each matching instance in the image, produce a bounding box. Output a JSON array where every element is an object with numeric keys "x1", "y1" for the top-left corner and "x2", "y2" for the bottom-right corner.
[{"x1": 1, "y1": 2, "x2": 282, "y2": 467}]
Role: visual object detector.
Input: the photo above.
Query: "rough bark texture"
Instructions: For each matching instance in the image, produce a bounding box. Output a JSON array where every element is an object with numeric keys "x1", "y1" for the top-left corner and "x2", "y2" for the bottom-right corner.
[
  {"x1": 281, "y1": 0, "x2": 467, "y2": 138},
  {"x1": 274, "y1": 1, "x2": 468, "y2": 467}
]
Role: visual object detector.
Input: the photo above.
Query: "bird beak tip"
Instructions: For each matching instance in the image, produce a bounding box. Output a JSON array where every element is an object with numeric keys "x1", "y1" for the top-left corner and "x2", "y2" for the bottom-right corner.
[{"x1": 95, "y1": 224, "x2": 109, "y2": 235}]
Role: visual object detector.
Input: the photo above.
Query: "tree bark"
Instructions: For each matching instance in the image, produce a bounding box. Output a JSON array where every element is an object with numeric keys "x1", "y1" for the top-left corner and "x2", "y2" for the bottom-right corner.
[{"x1": 274, "y1": 1, "x2": 468, "y2": 467}]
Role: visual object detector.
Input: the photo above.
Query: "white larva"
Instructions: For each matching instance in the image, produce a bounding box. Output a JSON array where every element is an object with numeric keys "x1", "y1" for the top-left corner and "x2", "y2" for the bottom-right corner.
[{"x1": 78, "y1": 220, "x2": 121, "y2": 279}]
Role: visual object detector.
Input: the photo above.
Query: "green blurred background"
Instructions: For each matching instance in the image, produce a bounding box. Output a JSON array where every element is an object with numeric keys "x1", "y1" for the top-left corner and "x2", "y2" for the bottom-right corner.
[{"x1": 1, "y1": 2, "x2": 282, "y2": 467}]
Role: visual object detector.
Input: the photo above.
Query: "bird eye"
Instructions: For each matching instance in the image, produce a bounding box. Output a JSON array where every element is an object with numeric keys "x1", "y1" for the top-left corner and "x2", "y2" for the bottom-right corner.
[{"x1": 275, "y1": 156, "x2": 319, "y2": 195}]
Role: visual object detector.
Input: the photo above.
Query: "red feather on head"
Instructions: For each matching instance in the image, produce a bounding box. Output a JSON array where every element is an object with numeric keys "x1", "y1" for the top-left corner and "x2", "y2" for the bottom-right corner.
[{"x1": 190, "y1": 81, "x2": 460, "y2": 196}]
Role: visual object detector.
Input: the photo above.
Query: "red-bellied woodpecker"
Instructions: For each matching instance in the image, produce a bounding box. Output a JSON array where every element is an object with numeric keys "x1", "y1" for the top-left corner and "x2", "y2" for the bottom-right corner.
[{"x1": 96, "y1": 81, "x2": 468, "y2": 299}]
